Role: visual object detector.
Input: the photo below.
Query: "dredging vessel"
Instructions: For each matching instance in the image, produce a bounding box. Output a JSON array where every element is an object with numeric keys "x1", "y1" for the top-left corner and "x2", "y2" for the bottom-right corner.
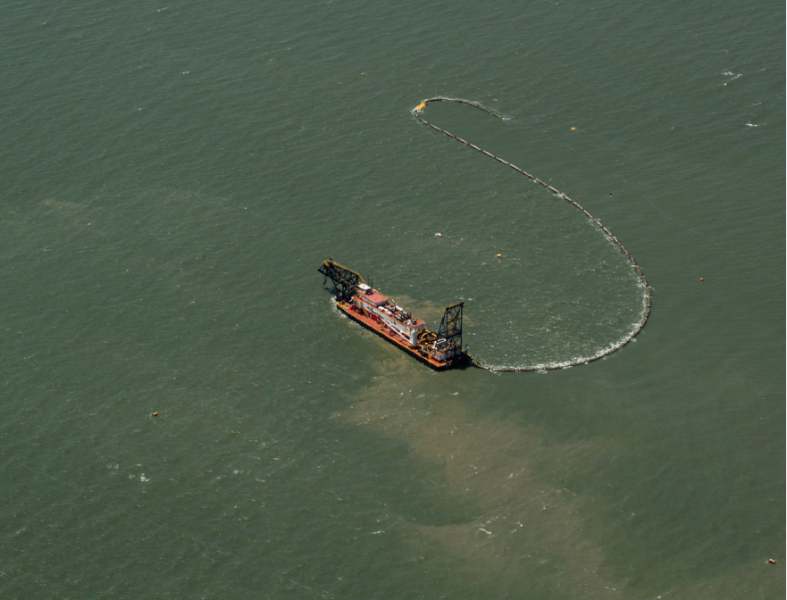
[{"x1": 319, "y1": 259, "x2": 469, "y2": 370}]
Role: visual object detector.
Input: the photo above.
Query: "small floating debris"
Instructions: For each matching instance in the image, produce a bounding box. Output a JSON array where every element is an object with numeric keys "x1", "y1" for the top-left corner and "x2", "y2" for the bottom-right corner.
[{"x1": 435, "y1": 232, "x2": 442, "y2": 237}]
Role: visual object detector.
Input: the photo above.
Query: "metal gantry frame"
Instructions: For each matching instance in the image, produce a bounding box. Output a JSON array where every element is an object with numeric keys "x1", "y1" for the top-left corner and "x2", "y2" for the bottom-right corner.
[
  {"x1": 436, "y1": 301, "x2": 464, "y2": 358},
  {"x1": 318, "y1": 259, "x2": 365, "y2": 302}
]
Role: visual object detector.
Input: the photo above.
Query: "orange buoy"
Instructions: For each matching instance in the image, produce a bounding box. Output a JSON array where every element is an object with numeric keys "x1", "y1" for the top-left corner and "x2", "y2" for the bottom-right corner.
[
  {"x1": 769, "y1": 558, "x2": 776, "y2": 564},
  {"x1": 361, "y1": 72, "x2": 365, "y2": 76},
  {"x1": 571, "y1": 127, "x2": 577, "y2": 131},
  {"x1": 152, "y1": 412, "x2": 159, "y2": 417},
  {"x1": 700, "y1": 277, "x2": 704, "y2": 282},
  {"x1": 496, "y1": 253, "x2": 502, "y2": 258}
]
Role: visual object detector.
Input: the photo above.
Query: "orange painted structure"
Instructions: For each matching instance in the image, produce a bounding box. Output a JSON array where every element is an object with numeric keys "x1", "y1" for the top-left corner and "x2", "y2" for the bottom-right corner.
[{"x1": 319, "y1": 259, "x2": 468, "y2": 371}]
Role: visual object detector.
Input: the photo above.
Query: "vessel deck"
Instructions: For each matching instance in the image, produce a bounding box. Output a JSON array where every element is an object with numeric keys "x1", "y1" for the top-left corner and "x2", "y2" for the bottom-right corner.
[{"x1": 337, "y1": 300, "x2": 465, "y2": 371}]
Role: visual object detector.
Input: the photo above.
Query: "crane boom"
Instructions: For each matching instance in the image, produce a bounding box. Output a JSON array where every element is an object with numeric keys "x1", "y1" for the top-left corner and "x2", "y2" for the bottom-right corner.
[{"x1": 318, "y1": 259, "x2": 365, "y2": 302}]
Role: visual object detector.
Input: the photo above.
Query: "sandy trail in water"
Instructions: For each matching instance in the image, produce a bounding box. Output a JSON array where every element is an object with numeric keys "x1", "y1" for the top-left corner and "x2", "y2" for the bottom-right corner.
[{"x1": 334, "y1": 359, "x2": 778, "y2": 598}]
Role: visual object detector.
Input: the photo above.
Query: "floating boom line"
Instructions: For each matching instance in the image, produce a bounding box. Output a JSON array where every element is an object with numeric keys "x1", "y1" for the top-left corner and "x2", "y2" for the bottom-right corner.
[{"x1": 413, "y1": 97, "x2": 652, "y2": 372}]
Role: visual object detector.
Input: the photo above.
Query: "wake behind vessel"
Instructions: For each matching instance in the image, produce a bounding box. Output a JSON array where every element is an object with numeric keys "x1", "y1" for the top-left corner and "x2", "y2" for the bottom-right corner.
[{"x1": 319, "y1": 259, "x2": 469, "y2": 370}]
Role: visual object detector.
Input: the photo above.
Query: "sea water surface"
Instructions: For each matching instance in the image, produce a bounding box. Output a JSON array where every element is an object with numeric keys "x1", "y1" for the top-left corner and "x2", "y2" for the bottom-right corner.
[{"x1": 1, "y1": 1, "x2": 784, "y2": 598}]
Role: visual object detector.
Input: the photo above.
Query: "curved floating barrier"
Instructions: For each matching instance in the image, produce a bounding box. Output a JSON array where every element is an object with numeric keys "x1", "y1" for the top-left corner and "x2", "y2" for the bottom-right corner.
[{"x1": 413, "y1": 97, "x2": 652, "y2": 372}]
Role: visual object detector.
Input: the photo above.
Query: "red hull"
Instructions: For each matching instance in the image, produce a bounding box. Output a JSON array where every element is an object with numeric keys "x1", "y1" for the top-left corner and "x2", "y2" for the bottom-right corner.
[{"x1": 337, "y1": 300, "x2": 466, "y2": 371}]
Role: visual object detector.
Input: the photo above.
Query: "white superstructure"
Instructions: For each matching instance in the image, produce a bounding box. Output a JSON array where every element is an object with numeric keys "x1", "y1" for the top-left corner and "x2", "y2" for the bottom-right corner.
[{"x1": 353, "y1": 286, "x2": 425, "y2": 346}]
